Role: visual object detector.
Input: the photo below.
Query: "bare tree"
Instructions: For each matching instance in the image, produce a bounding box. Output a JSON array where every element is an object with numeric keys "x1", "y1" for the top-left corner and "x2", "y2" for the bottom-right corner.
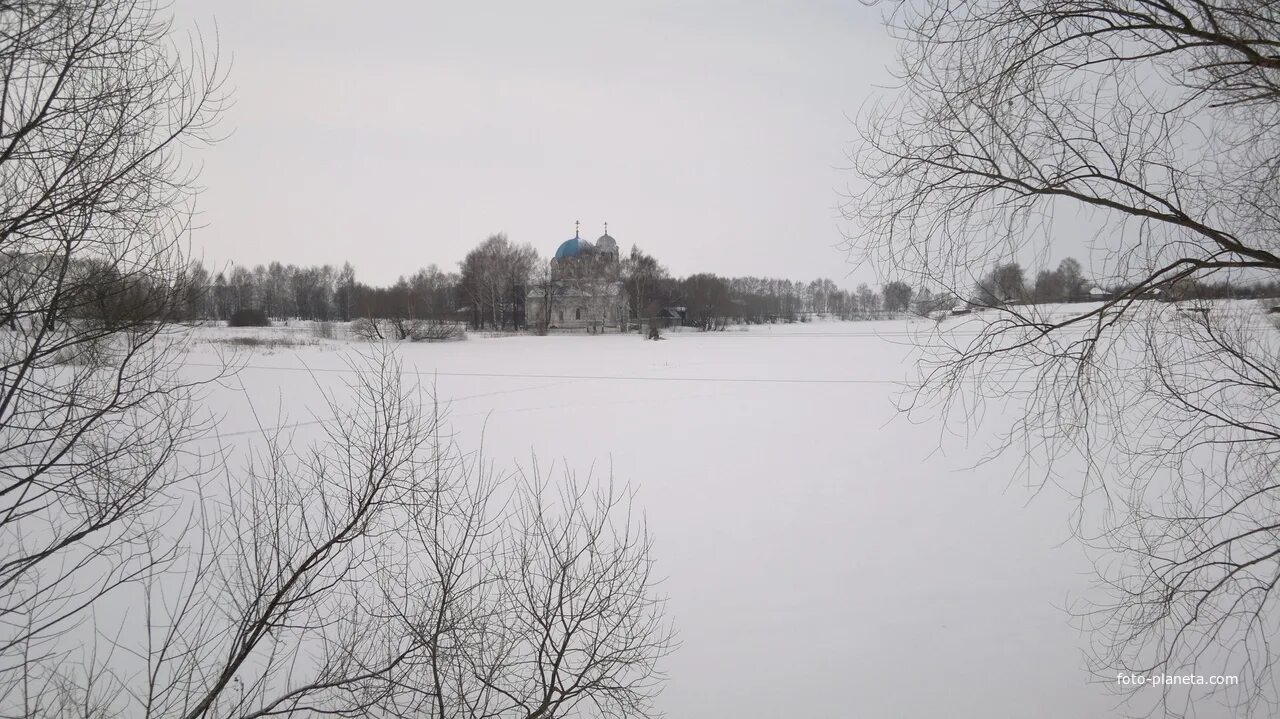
[
  {"x1": 0, "y1": 0, "x2": 227, "y2": 713},
  {"x1": 137, "y1": 351, "x2": 430, "y2": 719},
  {"x1": 681, "y1": 274, "x2": 732, "y2": 331},
  {"x1": 855, "y1": 283, "x2": 879, "y2": 316},
  {"x1": 5, "y1": 332, "x2": 673, "y2": 719},
  {"x1": 478, "y1": 471, "x2": 673, "y2": 719},
  {"x1": 527, "y1": 258, "x2": 557, "y2": 333},
  {"x1": 460, "y1": 235, "x2": 537, "y2": 331},
  {"x1": 850, "y1": 1, "x2": 1280, "y2": 714},
  {"x1": 203, "y1": 354, "x2": 676, "y2": 719},
  {"x1": 881, "y1": 281, "x2": 913, "y2": 313},
  {"x1": 622, "y1": 246, "x2": 666, "y2": 331},
  {"x1": 383, "y1": 447, "x2": 674, "y2": 719},
  {"x1": 974, "y1": 263, "x2": 1026, "y2": 306}
]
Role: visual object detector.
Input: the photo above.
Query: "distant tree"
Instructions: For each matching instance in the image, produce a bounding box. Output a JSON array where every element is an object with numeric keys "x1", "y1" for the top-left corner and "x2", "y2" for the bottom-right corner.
[
  {"x1": 856, "y1": 283, "x2": 880, "y2": 314},
  {"x1": 976, "y1": 263, "x2": 1026, "y2": 305},
  {"x1": 527, "y1": 259, "x2": 556, "y2": 331},
  {"x1": 1032, "y1": 269, "x2": 1064, "y2": 303},
  {"x1": 459, "y1": 234, "x2": 537, "y2": 330},
  {"x1": 1055, "y1": 257, "x2": 1087, "y2": 302},
  {"x1": 291, "y1": 265, "x2": 329, "y2": 320},
  {"x1": 828, "y1": 288, "x2": 850, "y2": 319},
  {"x1": 882, "y1": 281, "x2": 914, "y2": 312},
  {"x1": 211, "y1": 272, "x2": 232, "y2": 319},
  {"x1": 622, "y1": 246, "x2": 668, "y2": 325},
  {"x1": 229, "y1": 265, "x2": 256, "y2": 314},
  {"x1": 682, "y1": 274, "x2": 733, "y2": 330},
  {"x1": 807, "y1": 278, "x2": 839, "y2": 314},
  {"x1": 407, "y1": 264, "x2": 457, "y2": 319},
  {"x1": 268, "y1": 261, "x2": 292, "y2": 318},
  {"x1": 335, "y1": 262, "x2": 356, "y2": 321},
  {"x1": 182, "y1": 261, "x2": 213, "y2": 320}
]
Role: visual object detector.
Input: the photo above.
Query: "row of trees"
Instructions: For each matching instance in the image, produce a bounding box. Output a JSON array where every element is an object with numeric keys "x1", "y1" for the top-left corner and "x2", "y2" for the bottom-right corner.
[
  {"x1": 185, "y1": 261, "x2": 463, "y2": 324},
  {"x1": 53, "y1": 248, "x2": 1280, "y2": 335},
  {"x1": 182, "y1": 238, "x2": 922, "y2": 331},
  {"x1": 187, "y1": 240, "x2": 1280, "y2": 334},
  {"x1": 975, "y1": 258, "x2": 1091, "y2": 305},
  {"x1": 976, "y1": 257, "x2": 1280, "y2": 307}
]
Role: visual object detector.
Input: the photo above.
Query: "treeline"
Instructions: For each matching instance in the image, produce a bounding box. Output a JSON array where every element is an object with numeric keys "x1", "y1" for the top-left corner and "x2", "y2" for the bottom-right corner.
[
  {"x1": 975, "y1": 258, "x2": 1280, "y2": 305},
  {"x1": 976, "y1": 258, "x2": 1092, "y2": 305},
  {"x1": 42, "y1": 246, "x2": 1280, "y2": 333},
  {"x1": 179, "y1": 233, "x2": 920, "y2": 330},
  {"x1": 183, "y1": 261, "x2": 463, "y2": 323}
]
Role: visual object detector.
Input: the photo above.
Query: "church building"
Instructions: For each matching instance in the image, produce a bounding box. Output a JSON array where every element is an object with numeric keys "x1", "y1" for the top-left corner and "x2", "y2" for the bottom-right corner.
[{"x1": 526, "y1": 222, "x2": 630, "y2": 332}]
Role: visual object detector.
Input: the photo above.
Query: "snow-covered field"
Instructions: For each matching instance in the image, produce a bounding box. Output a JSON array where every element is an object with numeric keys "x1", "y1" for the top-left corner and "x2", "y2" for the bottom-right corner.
[{"x1": 179, "y1": 318, "x2": 1144, "y2": 718}]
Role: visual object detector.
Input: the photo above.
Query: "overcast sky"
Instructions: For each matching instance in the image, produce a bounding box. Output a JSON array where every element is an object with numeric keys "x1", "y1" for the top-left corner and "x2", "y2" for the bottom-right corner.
[{"x1": 171, "y1": 1, "x2": 896, "y2": 288}]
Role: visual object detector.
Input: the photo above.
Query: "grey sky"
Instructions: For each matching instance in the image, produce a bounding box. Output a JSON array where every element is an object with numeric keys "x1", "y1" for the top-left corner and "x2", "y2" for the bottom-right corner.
[{"x1": 173, "y1": 1, "x2": 895, "y2": 287}]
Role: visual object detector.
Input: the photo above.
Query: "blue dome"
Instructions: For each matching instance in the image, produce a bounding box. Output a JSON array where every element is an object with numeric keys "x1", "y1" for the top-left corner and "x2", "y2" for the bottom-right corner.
[{"x1": 554, "y1": 236, "x2": 593, "y2": 260}]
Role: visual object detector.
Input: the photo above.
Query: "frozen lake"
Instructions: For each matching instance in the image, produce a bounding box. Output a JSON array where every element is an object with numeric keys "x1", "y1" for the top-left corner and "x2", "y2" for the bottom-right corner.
[{"x1": 183, "y1": 319, "x2": 1132, "y2": 718}]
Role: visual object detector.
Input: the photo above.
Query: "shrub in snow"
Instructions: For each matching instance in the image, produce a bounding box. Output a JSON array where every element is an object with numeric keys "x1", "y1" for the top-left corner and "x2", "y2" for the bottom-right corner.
[
  {"x1": 351, "y1": 318, "x2": 382, "y2": 341},
  {"x1": 410, "y1": 319, "x2": 465, "y2": 342},
  {"x1": 228, "y1": 308, "x2": 270, "y2": 327}
]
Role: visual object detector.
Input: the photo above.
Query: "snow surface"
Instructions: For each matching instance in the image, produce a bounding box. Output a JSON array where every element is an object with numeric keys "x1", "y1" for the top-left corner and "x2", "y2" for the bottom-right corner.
[{"x1": 176, "y1": 318, "x2": 1186, "y2": 718}]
